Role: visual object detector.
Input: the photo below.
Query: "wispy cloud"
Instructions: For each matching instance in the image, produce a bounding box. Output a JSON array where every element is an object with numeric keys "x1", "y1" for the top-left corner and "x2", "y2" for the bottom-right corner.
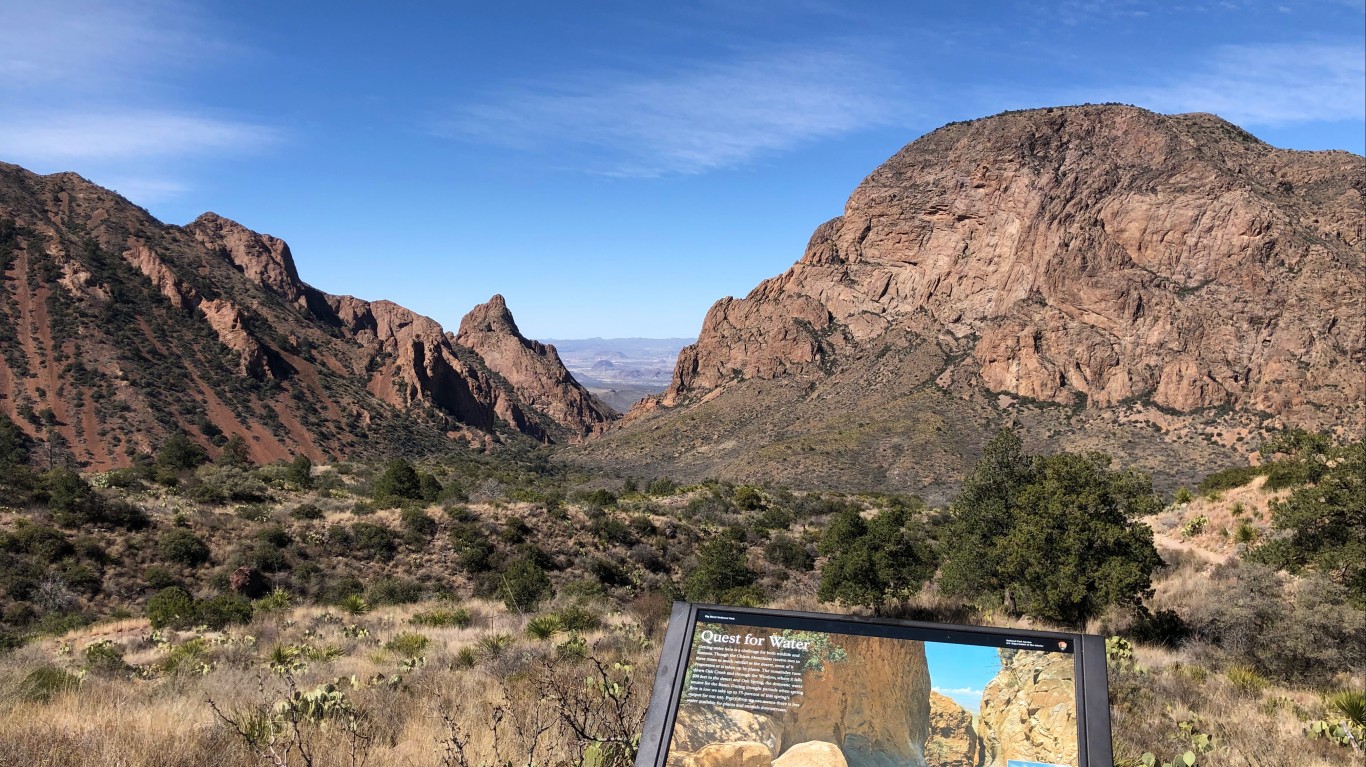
[
  {"x1": 1086, "y1": 41, "x2": 1365, "y2": 126},
  {"x1": 0, "y1": 111, "x2": 279, "y2": 164},
  {"x1": 439, "y1": 46, "x2": 909, "y2": 176},
  {"x1": 0, "y1": 0, "x2": 276, "y2": 206},
  {"x1": 933, "y1": 686, "x2": 985, "y2": 713}
]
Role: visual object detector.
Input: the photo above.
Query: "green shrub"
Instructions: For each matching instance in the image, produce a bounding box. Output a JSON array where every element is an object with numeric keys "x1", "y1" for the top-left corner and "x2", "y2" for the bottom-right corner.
[
  {"x1": 733, "y1": 485, "x2": 765, "y2": 510},
  {"x1": 157, "y1": 432, "x2": 208, "y2": 471},
  {"x1": 411, "y1": 607, "x2": 472, "y2": 628},
  {"x1": 83, "y1": 639, "x2": 128, "y2": 676},
  {"x1": 290, "y1": 503, "x2": 324, "y2": 521},
  {"x1": 19, "y1": 665, "x2": 78, "y2": 702},
  {"x1": 589, "y1": 557, "x2": 629, "y2": 588},
  {"x1": 191, "y1": 465, "x2": 270, "y2": 504},
  {"x1": 628, "y1": 515, "x2": 657, "y2": 537},
  {"x1": 254, "y1": 525, "x2": 292, "y2": 549},
  {"x1": 372, "y1": 459, "x2": 422, "y2": 502},
  {"x1": 384, "y1": 632, "x2": 429, "y2": 658},
  {"x1": 147, "y1": 586, "x2": 197, "y2": 629},
  {"x1": 197, "y1": 594, "x2": 253, "y2": 629},
  {"x1": 1198, "y1": 465, "x2": 1263, "y2": 494},
  {"x1": 589, "y1": 515, "x2": 634, "y2": 546},
  {"x1": 685, "y1": 537, "x2": 758, "y2": 604},
  {"x1": 144, "y1": 565, "x2": 181, "y2": 591},
  {"x1": 646, "y1": 477, "x2": 677, "y2": 496},
  {"x1": 162, "y1": 637, "x2": 209, "y2": 675},
  {"x1": 7, "y1": 525, "x2": 74, "y2": 563},
  {"x1": 555, "y1": 605, "x2": 602, "y2": 632},
  {"x1": 499, "y1": 517, "x2": 532, "y2": 544},
  {"x1": 584, "y1": 489, "x2": 617, "y2": 507},
  {"x1": 157, "y1": 529, "x2": 211, "y2": 567},
  {"x1": 764, "y1": 534, "x2": 814, "y2": 571},
  {"x1": 351, "y1": 522, "x2": 397, "y2": 559},
  {"x1": 1174, "y1": 487, "x2": 1194, "y2": 504},
  {"x1": 367, "y1": 576, "x2": 423, "y2": 605},
  {"x1": 400, "y1": 507, "x2": 438, "y2": 545},
  {"x1": 286, "y1": 455, "x2": 314, "y2": 489},
  {"x1": 497, "y1": 558, "x2": 553, "y2": 612}
]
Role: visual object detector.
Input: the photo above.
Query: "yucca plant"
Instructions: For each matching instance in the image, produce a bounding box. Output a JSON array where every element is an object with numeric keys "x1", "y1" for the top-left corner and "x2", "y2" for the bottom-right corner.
[
  {"x1": 1225, "y1": 664, "x2": 1268, "y2": 695},
  {"x1": 341, "y1": 594, "x2": 370, "y2": 616},
  {"x1": 453, "y1": 646, "x2": 478, "y2": 668},
  {"x1": 1327, "y1": 689, "x2": 1366, "y2": 729},
  {"x1": 525, "y1": 614, "x2": 563, "y2": 641},
  {"x1": 476, "y1": 633, "x2": 513, "y2": 660}
]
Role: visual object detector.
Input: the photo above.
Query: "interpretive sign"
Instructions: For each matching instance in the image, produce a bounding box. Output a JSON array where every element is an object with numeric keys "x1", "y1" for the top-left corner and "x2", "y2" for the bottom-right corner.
[{"x1": 636, "y1": 603, "x2": 1113, "y2": 767}]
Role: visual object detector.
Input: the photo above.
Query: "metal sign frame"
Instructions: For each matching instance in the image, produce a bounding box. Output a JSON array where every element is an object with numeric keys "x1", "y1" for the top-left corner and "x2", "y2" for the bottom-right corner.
[{"x1": 636, "y1": 602, "x2": 1113, "y2": 767}]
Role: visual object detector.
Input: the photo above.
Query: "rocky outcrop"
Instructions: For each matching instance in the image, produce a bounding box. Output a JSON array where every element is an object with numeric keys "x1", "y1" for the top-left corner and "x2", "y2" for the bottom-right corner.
[
  {"x1": 667, "y1": 635, "x2": 932, "y2": 767},
  {"x1": 187, "y1": 212, "x2": 307, "y2": 306},
  {"x1": 978, "y1": 650, "x2": 1077, "y2": 767},
  {"x1": 783, "y1": 634, "x2": 932, "y2": 767},
  {"x1": 925, "y1": 692, "x2": 983, "y2": 767},
  {"x1": 654, "y1": 106, "x2": 1364, "y2": 420},
  {"x1": 773, "y1": 742, "x2": 849, "y2": 767},
  {"x1": 456, "y1": 295, "x2": 616, "y2": 438},
  {"x1": 576, "y1": 106, "x2": 1363, "y2": 495},
  {"x1": 0, "y1": 160, "x2": 614, "y2": 467}
]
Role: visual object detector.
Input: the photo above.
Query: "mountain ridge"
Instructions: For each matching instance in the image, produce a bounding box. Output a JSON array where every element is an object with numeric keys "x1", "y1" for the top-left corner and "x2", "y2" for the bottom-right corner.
[
  {"x1": 0, "y1": 162, "x2": 614, "y2": 468},
  {"x1": 570, "y1": 105, "x2": 1365, "y2": 496}
]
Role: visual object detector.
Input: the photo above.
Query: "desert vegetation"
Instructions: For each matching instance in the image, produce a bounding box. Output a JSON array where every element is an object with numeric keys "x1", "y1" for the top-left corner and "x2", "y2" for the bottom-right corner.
[{"x1": 0, "y1": 414, "x2": 1362, "y2": 766}]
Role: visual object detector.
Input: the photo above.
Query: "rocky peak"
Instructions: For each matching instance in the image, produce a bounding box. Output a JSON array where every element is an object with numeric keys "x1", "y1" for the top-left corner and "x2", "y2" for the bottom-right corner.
[
  {"x1": 650, "y1": 105, "x2": 1364, "y2": 422},
  {"x1": 186, "y1": 212, "x2": 307, "y2": 306},
  {"x1": 458, "y1": 293, "x2": 520, "y2": 336},
  {"x1": 456, "y1": 296, "x2": 617, "y2": 439}
]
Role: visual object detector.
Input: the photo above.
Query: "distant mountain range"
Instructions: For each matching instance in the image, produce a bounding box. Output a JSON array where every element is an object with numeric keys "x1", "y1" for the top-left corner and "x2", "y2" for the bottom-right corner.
[
  {"x1": 539, "y1": 338, "x2": 693, "y2": 412},
  {"x1": 569, "y1": 105, "x2": 1365, "y2": 498},
  {"x1": 0, "y1": 163, "x2": 614, "y2": 468}
]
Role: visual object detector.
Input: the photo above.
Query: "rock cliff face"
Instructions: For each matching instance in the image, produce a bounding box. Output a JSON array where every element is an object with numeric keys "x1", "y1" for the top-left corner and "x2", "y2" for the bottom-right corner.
[
  {"x1": 0, "y1": 161, "x2": 613, "y2": 466},
  {"x1": 661, "y1": 106, "x2": 1363, "y2": 416},
  {"x1": 925, "y1": 692, "x2": 983, "y2": 767},
  {"x1": 456, "y1": 295, "x2": 616, "y2": 439},
  {"x1": 666, "y1": 635, "x2": 932, "y2": 767},
  {"x1": 977, "y1": 650, "x2": 1077, "y2": 767},
  {"x1": 574, "y1": 106, "x2": 1364, "y2": 495},
  {"x1": 783, "y1": 634, "x2": 932, "y2": 767}
]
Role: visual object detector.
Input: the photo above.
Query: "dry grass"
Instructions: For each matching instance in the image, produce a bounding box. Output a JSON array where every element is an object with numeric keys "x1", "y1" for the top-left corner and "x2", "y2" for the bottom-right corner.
[{"x1": 0, "y1": 599, "x2": 653, "y2": 767}]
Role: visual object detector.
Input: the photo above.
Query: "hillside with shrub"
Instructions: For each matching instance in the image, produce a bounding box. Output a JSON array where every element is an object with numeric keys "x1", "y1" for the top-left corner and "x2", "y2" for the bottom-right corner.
[{"x1": 0, "y1": 411, "x2": 1361, "y2": 766}]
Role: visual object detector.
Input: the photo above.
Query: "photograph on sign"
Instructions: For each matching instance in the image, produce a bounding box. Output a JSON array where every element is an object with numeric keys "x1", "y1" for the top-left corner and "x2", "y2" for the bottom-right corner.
[{"x1": 640, "y1": 605, "x2": 1107, "y2": 767}]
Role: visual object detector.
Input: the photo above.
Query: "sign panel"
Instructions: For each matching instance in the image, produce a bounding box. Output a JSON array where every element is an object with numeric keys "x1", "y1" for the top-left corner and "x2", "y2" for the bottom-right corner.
[{"x1": 637, "y1": 603, "x2": 1113, "y2": 767}]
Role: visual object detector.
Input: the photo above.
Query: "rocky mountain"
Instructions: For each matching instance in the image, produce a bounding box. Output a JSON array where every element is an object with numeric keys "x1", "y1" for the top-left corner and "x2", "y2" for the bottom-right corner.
[
  {"x1": 455, "y1": 295, "x2": 616, "y2": 437},
  {"x1": 570, "y1": 106, "x2": 1365, "y2": 496},
  {"x1": 978, "y1": 650, "x2": 1077, "y2": 767},
  {"x1": 926, "y1": 692, "x2": 984, "y2": 767},
  {"x1": 0, "y1": 162, "x2": 613, "y2": 468}
]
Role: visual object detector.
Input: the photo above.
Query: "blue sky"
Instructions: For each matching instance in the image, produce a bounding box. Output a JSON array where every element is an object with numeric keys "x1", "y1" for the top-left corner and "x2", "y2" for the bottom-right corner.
[
  {"x1": 925, "y1": 641, "x2": 1004, "y2": 714},
  {"x1": 2, "y1": 1, "x2": 1362, "y2": 339}
]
